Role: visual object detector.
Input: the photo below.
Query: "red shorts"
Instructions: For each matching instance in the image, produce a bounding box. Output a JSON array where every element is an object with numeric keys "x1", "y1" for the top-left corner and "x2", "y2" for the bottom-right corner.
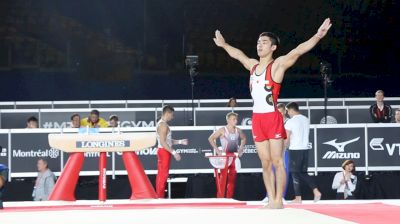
[{"x1": 252, "y1": 111, "x2": 287, "y2": 142}]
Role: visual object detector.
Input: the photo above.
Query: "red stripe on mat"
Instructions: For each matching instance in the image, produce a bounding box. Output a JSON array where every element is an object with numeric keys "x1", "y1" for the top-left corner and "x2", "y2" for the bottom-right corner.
[
  {"x1": 287, "y1": 203, "x2": 400, "y2": 224},
  {"x1": 0, "y1": 202, "x2": 248, "y2": 212}
]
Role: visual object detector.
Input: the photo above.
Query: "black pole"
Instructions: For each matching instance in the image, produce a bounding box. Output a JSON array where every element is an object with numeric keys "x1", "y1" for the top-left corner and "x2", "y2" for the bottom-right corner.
[
  {"x1": 185, "y1": 55, "x2": 198, "y2": 126},
  {"x1": 190, "y1": 71, "x2": 195, "y2": 126},
  {"x1": 320, "y1": 61, "x2": 331, "y2": 124},
  {"x1": 324, "y1": 73, "x2": 328, "y2": 124}
]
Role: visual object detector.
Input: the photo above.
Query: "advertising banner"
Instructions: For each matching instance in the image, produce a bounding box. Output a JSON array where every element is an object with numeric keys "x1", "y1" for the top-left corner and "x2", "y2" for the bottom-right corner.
[
  {"x1": 368, "y1": 127, "x2": 400, "y2": 166},
  {"x1": 316, "y1": 128, "x2": 365, "y2": 168},
  {"x1": 11, "y1": 133, "x2": 61, "y2": 173}
]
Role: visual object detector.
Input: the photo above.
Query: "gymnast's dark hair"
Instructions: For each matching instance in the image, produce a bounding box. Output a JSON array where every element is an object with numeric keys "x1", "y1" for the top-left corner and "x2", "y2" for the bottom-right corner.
[
  {"x1": 259, "y1": 32, "x2": 280, "y2": 47},
  {"x1": 162, "y1": 105, "x2": 175, "y2": 114},
  {"x1": 286, "y1": 102, "x2": 299, "y2": 112}
]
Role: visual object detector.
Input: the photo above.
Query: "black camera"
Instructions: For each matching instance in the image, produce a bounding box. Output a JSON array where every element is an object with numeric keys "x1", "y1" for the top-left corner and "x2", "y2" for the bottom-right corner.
[
  {"x1": 185, "y1": 55, "x2": 198, "y2": 67},
  {"x1": 320, "y1": 61, "x2": 331, "y2": 75}
]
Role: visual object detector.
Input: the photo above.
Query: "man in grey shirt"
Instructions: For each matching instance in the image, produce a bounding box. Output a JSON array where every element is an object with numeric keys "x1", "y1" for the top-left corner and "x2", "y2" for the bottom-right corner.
[{"x1": 32, "y1": 158, "x2": 56, "y2": 201}]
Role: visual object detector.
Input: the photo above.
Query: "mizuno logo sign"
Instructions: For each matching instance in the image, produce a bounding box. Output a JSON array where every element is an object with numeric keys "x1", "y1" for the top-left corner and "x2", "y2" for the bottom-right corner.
[
  {"x1": 323, "y1": 137, "x2": 360, "y2": 152},
  {"x1": 322, "y1": 137, "x2": 361, "y2": 160}
]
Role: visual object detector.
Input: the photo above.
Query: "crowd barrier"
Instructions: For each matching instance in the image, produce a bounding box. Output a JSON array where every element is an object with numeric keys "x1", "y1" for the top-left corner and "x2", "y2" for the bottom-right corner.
[
  {"x1": 0, "y1": 97, "x2": 399, "y2": 109},
  {"x1": 0, "y1": 124, "x2": 399, "y2": 181},
  {"x1": 1, "y1": 105, "x2": 399, "y2": 129}
]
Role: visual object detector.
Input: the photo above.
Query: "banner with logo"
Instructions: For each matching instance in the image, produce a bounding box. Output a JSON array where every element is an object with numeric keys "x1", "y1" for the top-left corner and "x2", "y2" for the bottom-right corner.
[
  {"x1": 3, "y1": 125, "x2": 400, "y2": 176},
  {"x1": 368, "y1": 127, "x2": 400, "y2": 167},
  {"x1": 11, "y1": 133, "x2": 61, "y2": 173},
  {"x1": 316, "y1": 128, "x2": 365, "y2": 168}
]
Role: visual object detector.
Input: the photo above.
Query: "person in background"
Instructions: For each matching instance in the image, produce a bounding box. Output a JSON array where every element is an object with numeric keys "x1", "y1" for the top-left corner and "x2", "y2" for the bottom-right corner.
[
  {"x1": 285, "y1": 102, "x2": 322, "y2": 203},
  {"x1": 208, "y1": 112, "x2": 246, "y2": 198},
  {"x1": 32, "y1": 158, "x2": 56, "y2": 201},
  {"x1": 156, "y1": 105, "x2": 189, "y2": 198},
  {"x1": 109, "y1": 115, "x2": 119, "y2": 127},
  {"x1": 394, "y1": 109, "x2": 400, "y2": 123},
  {"x1": 70, "y1": 113, "x2": 81, "y2": 128},
  {"x1": 369, "y1": 90, "x2": 392, "y2": 123},
  {"x1": 80, "y1": 110, "x2": 108, "y2": 128},
  {"x1": 227, "y1": 97, "x2": 238, "y2": 109},
  {"x1": 26, "y1": 116, "x2": 39, "y2": 128},
  {"x1": 0, "y1": 163, "x2": 8, "y2": 209},
  {"x1": 332, "y1": 160, "x2": 357, "y2": 199}
]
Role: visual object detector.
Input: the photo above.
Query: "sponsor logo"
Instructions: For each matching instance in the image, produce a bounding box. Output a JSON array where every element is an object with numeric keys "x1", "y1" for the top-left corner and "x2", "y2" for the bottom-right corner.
[
  {"x1": 322, "y1": 137, "x2": 361, "y2": 159},
  {"x1": 111, "y1": 148, "x2": 159, "y2": 156},
  {"x1": 275, "y1": 134, "x2": 282, "y2": 139},
  {"x1": 84, "y1": 152, "x2": 112, "y2": 158},
  {"x1": 243, "y1": 145, "x2": 257, "y2": 154},
  {"x1": 12, "y1": 148, "x2": 60, "y2": 158},
  {"x1": 319, "y1": 116, "x2": 338, "y2": 124},
  {"x1": 77, "y1": 140, "x2": 130, "y2": 149},
  {"x1": 0, "y1": 148, "x2": 7, "y2": 157},
  {"x1": 323, "y1": 137, "x2": 360, "y2": 152},
  {"x1": 201, "y1": 149, "x2": 213, "y2": 153},
  {"x1": 241, "y1": 118, "x2": 252, "y2": 126},
  {"x1": 119, "y1": 121, "x2": 155, "y2": 127},
  {"x1": 176, "y1": 148, "x2": 199, "y2": 154},
  {"x1": 42, "y1": 122, "x2": 70, "y2": 128},
  {"x1": 134, "y1": 147, "x2": 158, "y2": 156},
  {"x1": 370, "y1": 138, "x2": 384, "y2": 151},
  {"x1": 370, "y1": 138, "x2": 400, "y2": 156}
]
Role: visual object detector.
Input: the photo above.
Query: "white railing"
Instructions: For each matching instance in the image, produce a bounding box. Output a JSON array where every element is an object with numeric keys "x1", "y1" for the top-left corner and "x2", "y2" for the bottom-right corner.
[
  {"x1": 0, "y1": 105, "x2": 399, "y2": 129},
  {"x1": 0, "y1": 97, "x2": 399, "y2": 109}
]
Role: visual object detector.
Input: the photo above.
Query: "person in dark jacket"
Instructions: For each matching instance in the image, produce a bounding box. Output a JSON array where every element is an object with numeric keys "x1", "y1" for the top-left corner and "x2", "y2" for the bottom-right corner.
[{"x1": 369, "y1": 90, "x2": 392, "y2": 123}]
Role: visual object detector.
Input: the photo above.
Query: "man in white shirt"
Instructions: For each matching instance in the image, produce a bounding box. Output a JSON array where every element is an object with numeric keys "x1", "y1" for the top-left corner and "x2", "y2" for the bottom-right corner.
[{"x1": 285, "y1": 102, "x2": 321, "y2": 203}]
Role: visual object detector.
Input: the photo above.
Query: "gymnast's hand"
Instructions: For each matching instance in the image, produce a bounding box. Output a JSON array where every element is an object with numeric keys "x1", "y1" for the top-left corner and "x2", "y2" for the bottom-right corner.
[
  {"x1": 213, "y1": 30, "x2": 226, "y2": 47},
  {"x1": 316, "y1": 18, "x2": 332, "y2": 39}
]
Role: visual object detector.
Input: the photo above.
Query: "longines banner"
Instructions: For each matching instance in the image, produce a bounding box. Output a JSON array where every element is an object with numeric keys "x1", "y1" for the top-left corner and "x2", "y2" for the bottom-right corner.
[{"x1": 2, "y1": 125, "x2": 400, "y2": 176}]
